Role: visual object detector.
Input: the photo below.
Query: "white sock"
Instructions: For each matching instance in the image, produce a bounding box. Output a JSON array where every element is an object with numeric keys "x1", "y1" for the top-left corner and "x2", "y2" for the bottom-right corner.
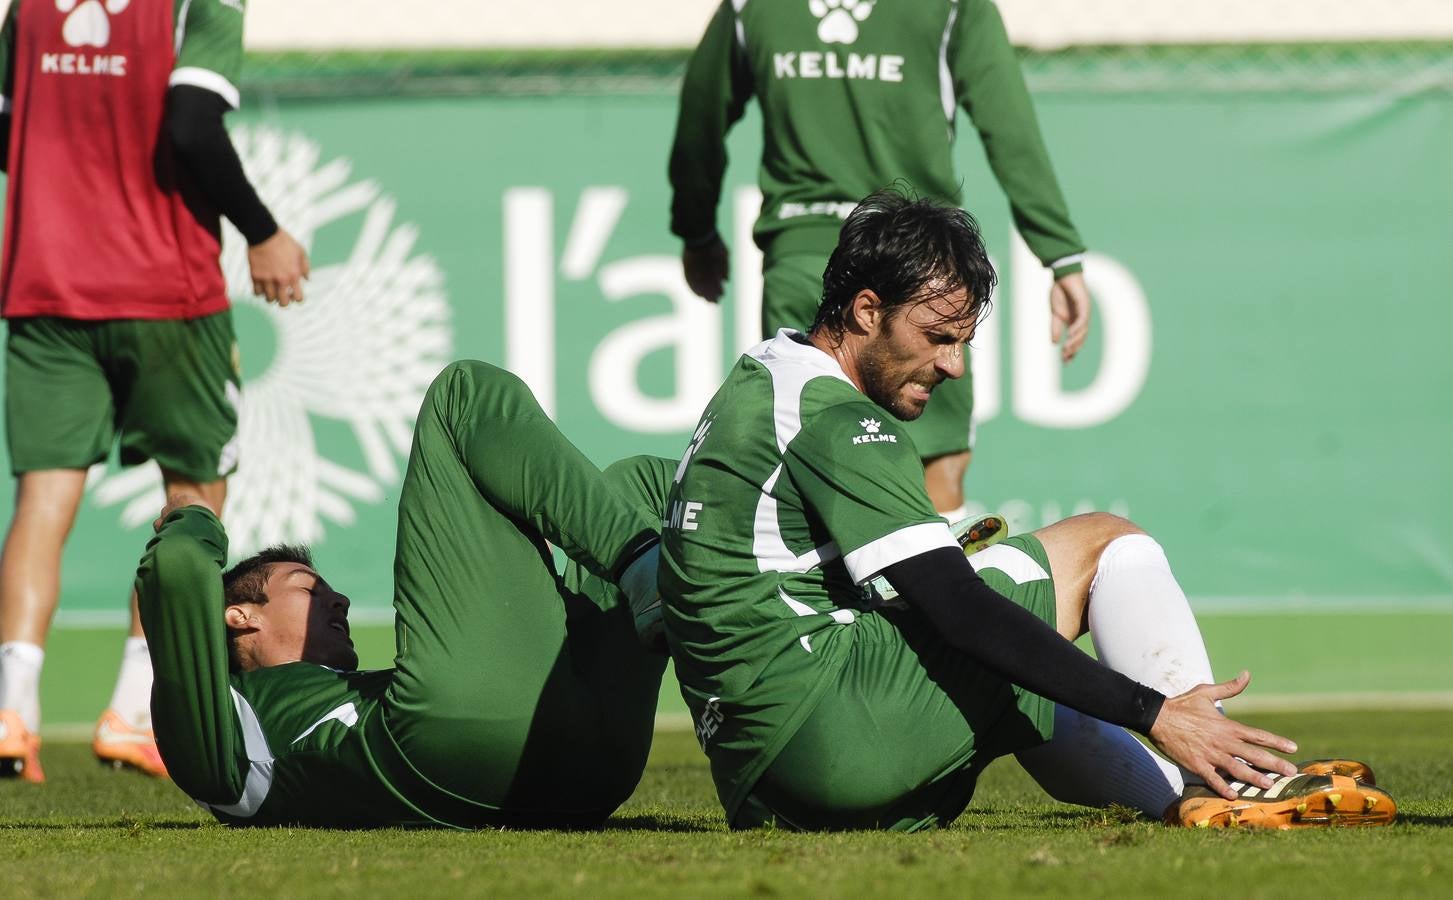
[
  {"x1": 938, "y1": 504, "x2": 969, "y2": 522},
  {"x1": 107, "y1": 637, "x2": 154, "y2": 730},
  {"x1": 1087, "y1": 533, "x2": 1219, "y2": 787},
  {"x1": 1016, "y1": 705, "x2": 1183, "y2": 818},
  {"x1": 0, "y1": 641, "x2": 44, "y2": 732},
  {"x1": 1087, "y1": 534, "x2": 1216, "y2": 699}
]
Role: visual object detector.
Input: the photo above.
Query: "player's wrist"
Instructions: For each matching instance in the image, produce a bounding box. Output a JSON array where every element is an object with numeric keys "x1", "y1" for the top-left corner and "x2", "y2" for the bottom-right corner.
[
  {"x1": 682, "y1": 229, "x2": 722, "y2": 250},
  {"x1": 1047, "y1": 252, "x2": 1085, "y2": 280},
  {"x1": 1136, "y1": 684, "x2": 1168, "y2": 737}
]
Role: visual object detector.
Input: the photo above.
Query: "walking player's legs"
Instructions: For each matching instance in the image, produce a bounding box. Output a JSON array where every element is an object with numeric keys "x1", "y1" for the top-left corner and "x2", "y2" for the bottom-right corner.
[
  {"x1": 1, "y1": 315, "x2": 238, "y2": 780},
  {"x1": 385, "y1": 361, "x2": 665, "y2": 823}
]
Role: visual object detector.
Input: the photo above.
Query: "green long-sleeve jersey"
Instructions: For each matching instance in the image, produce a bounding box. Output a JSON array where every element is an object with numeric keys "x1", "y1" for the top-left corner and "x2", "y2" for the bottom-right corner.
[
  {"x1": 136, "y1": 507, "x2": 440, "y2": 828},
  {"x1": 669, "y1": 0, "x2": 1085, "y2": 271}
]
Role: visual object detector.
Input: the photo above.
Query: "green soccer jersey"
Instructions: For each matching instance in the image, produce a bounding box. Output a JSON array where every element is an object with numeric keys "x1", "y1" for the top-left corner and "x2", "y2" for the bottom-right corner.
[
  {"x1": 659, "y1": 330, "x2": 960, "y2": 819},
  {"x1": 669, "y1": 0, "x2": 1085, "y2": 271},
  {"x1": 137, "y1": 507, "x2": 434, "y2": 828},
  {"x1": 0, "y1": 0, "x2": 246, "y2": 107}
]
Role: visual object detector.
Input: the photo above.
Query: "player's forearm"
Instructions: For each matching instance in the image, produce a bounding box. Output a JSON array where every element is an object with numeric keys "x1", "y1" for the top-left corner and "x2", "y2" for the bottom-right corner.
[
  {"x1": 165, "y1": 84, "x2": 278, "y2": 246},
  {"x1": 135, "y1": 507, "x2": 250, "y2": 804},
  {"x1": 883, "y1": 548, "x2": 1164, "y2": 734},
  {"x1": 669, "y1": 1, "x2": 751, "y2": 243},
  {"x1": 954, "y1": 0, "x2": 1085, "y2": 272}
]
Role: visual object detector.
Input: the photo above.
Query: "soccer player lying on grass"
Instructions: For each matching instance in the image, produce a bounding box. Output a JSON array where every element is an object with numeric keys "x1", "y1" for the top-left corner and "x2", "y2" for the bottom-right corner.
[
  {"x1": 137, "y1": 361, "x2": 672, "y2": 828},
  {"x1": 658, "y1": 188, "x2": 1395, "y2": 831}
]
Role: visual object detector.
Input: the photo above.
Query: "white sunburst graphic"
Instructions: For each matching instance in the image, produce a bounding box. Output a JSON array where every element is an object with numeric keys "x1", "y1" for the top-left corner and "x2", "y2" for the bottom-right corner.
[{"x1": 88, "y1": 125, "x2": 452, "y2": 555}]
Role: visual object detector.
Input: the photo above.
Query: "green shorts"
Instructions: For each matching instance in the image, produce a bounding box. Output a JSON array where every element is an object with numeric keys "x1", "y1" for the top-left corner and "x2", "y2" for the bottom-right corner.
[
  {"x1": 736, "y1": 534, "x2": 1057, "y2": 831},
  {"x1": 763, "y1": 251, "x2": 975, "y2": 459},
  {"x1": 4, "y1": 314, "x2": 240, "y2": 482}
]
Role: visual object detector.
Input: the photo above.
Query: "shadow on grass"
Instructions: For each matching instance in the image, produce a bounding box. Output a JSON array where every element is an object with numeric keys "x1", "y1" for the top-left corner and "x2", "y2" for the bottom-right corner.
[
  {"x1": 603, "y1": 814, "x2": 716, "y2": 833},
  {"x1": 1396, "y1": 813, "x2": 1453, "y2": 827},
  {"x1": 0, "y1": 819, "x2": 210, "y2": 830},
  {"x1": 952, "y1": 808, "x2": 1144, "y2": 832}
]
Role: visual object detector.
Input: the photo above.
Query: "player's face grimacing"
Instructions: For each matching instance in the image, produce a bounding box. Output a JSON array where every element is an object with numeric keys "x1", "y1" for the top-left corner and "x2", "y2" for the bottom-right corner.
[
  {"x1": 857, "y1": 288, "x2": 975, "y2": 420},
  {"x1": 229, "y1": 563, "x2": 359, "y2": 671}
]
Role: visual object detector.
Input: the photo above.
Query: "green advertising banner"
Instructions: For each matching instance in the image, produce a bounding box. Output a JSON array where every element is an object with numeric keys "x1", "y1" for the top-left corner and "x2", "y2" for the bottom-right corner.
[{"x1": 9, "y1": 49, "x2": 1452, "y2": 637}]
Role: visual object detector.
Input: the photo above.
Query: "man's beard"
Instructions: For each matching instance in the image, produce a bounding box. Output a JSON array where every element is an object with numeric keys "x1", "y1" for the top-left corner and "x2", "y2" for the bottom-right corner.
[{"x1": 858, "y1": 332, "x2": 940, "y2": 421}]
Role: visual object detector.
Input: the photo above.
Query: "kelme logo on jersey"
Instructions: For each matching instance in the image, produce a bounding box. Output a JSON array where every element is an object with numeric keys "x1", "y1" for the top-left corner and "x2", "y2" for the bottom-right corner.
[
  {"x1": 39, "y1": 0, "x2": 130, "y2": 77},
  {"x1": 89, "y1": 126, "x2": 452, "y2": 557},
  {"x1": 774, "y1": 1, "x2": 902, "y2": 84},
  {"x1": 809, "y1": 0, "x2": 873, "y2": 44},
  {"x1": 852, "y1": 417, "x2": 897, "y2": 445},
  {"x1": 58, "y1": 0, "x2": 127, "y2": 49}
]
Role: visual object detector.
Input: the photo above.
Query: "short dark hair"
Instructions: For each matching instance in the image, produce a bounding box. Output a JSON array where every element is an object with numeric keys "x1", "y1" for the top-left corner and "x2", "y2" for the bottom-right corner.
[
  {"x1": 222, "y1": 545, "x2": 314, "y2": 608},
  {"x1": 221, "y1": 545, "x2": 313, "y2": 669},
  {"x1": 811, "y1": 187, "x2": 997, "y2": 339}
]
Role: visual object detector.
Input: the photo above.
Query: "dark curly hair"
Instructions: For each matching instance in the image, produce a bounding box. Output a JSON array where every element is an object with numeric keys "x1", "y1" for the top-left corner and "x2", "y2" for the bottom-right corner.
[{"x1": 811, "y1": 186, "x2": 996, "y2": 340}]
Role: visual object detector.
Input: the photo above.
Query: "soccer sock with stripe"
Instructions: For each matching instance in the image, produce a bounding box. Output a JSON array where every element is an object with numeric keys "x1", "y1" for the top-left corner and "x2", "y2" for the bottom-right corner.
[
  {"x1": 1086, "y1": 532, "x2": 1219, "y2": 787},
  {"x1": 1015, "y1": 705, "x2": 1183, "y2": 817},
  {"x1": 0, "y1": 640, "x2": 45, "y2": 733}
]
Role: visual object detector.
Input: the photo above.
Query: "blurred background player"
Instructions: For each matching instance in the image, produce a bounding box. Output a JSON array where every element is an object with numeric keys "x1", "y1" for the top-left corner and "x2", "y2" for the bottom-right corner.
[
  {"x1": 0, "y1": 0, "x2": 308, "y2": 782},
  {"x1": 669, "y1": 0, "x2": 1093, "y2": 518}
]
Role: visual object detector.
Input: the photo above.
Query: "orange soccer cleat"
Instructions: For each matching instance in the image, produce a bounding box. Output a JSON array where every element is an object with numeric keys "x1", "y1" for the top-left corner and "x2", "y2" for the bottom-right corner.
[
  {"x1": 1169, "y1": 773, "x2": 1396, "y2": 829},
  {"x1": 0, "y1": 708, "x2": 44, "y2": 783},
  {"x1": 93, "y1": 709, "x2": 169, "y2": 778},
  {"x1": 1297, "y1": 758, "x2": 1377, "y2": 785}
]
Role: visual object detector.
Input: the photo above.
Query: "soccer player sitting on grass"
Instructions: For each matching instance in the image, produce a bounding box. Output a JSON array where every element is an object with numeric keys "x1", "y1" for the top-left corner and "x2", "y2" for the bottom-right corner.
[
  {"x1": 658, "y1": 188, "x2": 1395, "y2": 831},
  {"x1": 138, "y1": 361, "x2": 672, "y2": 827}
]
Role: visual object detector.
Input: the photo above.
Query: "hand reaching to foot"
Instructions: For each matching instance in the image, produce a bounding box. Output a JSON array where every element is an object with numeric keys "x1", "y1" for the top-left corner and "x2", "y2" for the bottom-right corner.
[{"x1": 1148, "y1": 671, "x2": 1298, "y2": 800}]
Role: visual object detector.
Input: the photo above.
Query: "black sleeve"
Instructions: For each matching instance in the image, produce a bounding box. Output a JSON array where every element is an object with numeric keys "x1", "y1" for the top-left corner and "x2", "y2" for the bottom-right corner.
[
  {"x1": 882, "y1": 547, "x2": 1165, "y2": 734},
  {"x1": 0, "y1": 115, "x2": 9, "y2": 174},
  {"x1": 165, "y1": 84, "x2": 277, "y2": 246}
]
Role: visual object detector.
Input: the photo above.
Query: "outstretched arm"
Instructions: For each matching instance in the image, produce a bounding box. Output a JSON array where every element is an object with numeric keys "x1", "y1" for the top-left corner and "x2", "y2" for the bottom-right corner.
[
  {"x1": 952, "y1": 0, "x2": 1090, "y2": 359},
  {"x1": 884, "y1": 548, "x2": 1297, "y2": 799},
  {"x1": 669, "y1": 0, "x2": 753, "y2": 301},
  {"x1": 166, "y1": 0, "x2": 309, "y2": 305},
  {"x1": 163, "y1": 86, "x2": 310, "y2": 306},
  {"x1": 952, "y1": 0, "x2": 1085, "y2": 273},
  {"x1": 135, "y1": 501, "x2": 250, "y2": 806}
]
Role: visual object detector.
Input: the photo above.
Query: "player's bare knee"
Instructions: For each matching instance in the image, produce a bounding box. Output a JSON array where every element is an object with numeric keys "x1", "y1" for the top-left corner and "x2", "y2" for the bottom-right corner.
[{"x1": 1058, "y1": 512, "x2": 1143, "y2": 558}]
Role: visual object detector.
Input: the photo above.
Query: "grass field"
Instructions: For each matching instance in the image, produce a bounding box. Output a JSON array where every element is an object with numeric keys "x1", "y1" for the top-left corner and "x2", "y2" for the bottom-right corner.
[{"x1": 4, "y1": 710, "x2": 1451, "y2": 898}]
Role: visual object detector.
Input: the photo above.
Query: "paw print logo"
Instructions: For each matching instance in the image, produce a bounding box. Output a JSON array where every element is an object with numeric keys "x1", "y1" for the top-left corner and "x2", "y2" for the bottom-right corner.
[
  {"x1": 859, "y1": 417, "x2": 881, "y2": 433},
  {"x1": 58, "y1": 0, "x2": 129, "y2": 49},
  {"x1": 808, "y1": 0, "x2": 874, "y2": 45}
]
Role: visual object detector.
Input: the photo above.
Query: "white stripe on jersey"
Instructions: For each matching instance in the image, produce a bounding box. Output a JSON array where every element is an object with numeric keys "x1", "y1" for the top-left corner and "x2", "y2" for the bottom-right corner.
[
  {"x1": 169, "y1": 67, "x2": 241, "y2": 109},
  {"x1": 843, "y1": 521, "x2": 957, "y2": 585},
  {"x1": 206, "y1": 688, "x2": 276, "y2": 818},
  {"x1": 778, "y1": 588, "x2": 857, "y2": 654},
  {"x1": 749, "y1": 332, "x2": 853, "y2": 576},
  {"x1": 968, "y1": 544, "x2": 1050, "y2": 585},
  {"x1": 938, "y1": 1, "x2": 959, "y2": 126}
]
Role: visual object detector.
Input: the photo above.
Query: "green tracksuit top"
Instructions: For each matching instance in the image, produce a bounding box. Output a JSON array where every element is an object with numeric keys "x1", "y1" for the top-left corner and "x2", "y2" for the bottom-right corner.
[
  {"x1": 669, "y1": 0, "x2": 1085, "y2": 271},
  {"x1": 136, "y1": 507, "x2": 437, "y2": 828}
]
